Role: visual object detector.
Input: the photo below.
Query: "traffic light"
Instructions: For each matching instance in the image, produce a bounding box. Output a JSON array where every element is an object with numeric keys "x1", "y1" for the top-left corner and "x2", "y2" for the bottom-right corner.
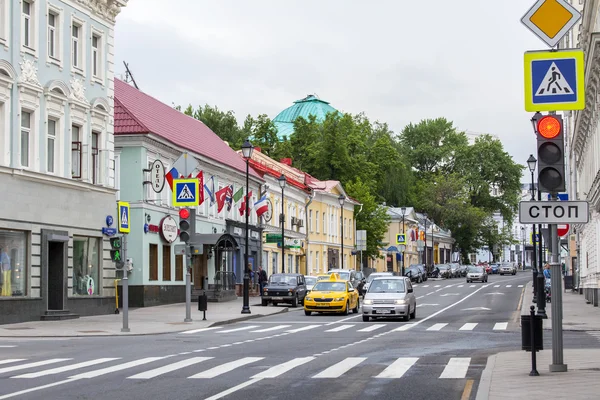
[
  {"x1": 179, "y1": 208, "x2": 192, "y2": 243},
  {"x1": 110, "y1": 237, "x2": 124, "y2": 270},
  {"x1": 536, "y1": 114, "x2": 566, "y2": 193}
]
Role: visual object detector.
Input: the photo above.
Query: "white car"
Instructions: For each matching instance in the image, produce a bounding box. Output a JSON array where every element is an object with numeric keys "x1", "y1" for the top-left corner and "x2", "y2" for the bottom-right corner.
[
  {"x1": 362, "y1": 276, "x2": 417, "y2": 322},
  {"x1": 304, "y1": 276, "x2": 317, "y2": 292}
]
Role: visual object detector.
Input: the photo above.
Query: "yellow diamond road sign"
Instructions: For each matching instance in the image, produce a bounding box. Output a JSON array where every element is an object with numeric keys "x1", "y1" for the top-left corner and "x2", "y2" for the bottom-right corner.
[{"x1": 521, "y1": 0, "x2": 581, "y2": 48}]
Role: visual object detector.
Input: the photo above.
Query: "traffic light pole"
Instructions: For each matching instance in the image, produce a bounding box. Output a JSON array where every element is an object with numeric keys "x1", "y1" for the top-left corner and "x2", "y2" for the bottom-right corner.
[
  {"x1": 185, "y1": 247, "x2": 192, "y2": 322},
  {"x1": 121, "y1": 234, "x2": 130, "y2": 333},
  {"x1": 549, "y1": 198, "x2": 567, "y2": 372}
]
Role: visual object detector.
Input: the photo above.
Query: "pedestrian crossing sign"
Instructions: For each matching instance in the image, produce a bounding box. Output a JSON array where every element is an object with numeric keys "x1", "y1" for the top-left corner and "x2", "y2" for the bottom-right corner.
[
  {"x1": 396, "y1": 233, "x2": 406, "y2": 245},
  {"x1": 172, "y1": 178, "x2": 199, "y2": 207},
  {"x1": 117, "y1": 201, "x2": 130, "y2": 233},
  {"x1": 524, "y1": 49, "x2": 585, "y2": 112}
]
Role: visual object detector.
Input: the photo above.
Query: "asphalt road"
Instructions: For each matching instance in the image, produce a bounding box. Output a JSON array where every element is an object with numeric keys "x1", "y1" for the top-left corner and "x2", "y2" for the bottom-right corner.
[{"x1": 0, "y1": 271, "x2": 597, "y2": 400}]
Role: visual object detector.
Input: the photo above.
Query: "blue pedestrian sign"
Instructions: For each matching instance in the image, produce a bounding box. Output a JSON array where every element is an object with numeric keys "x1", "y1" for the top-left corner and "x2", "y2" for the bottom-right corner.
[
  {"x1": 172, "y1": 178, "x2": 199, "y2": 207},
  {"x1": 547, "y1": 193, "x2": 569, "y2": 201},
  {"x1": 117, "y1": 201, "x2": 130, "y2": 234},
  {"x1": 396, "y1": 233, "x2": 406, "y2": 245},
  {"x1": 524, "y1": 50, "x2": 585, "y2": 112}
]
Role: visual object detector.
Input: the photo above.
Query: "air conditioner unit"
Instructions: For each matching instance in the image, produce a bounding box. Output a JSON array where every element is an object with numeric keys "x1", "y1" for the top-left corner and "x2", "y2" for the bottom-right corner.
[
  {"x1": 291, "y1": 217, "x2": 297, "y2": 225},
  {"x1": 297, "y1": 219, "x2": 304, "y2": 228}
]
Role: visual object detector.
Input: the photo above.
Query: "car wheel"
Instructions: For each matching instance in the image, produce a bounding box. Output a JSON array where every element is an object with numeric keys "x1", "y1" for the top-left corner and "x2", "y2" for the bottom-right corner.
[
  {"x1": 403, "y1": 308, "x2": 410, "y2": 322},
  {"x1": 362, "y1": 315, "x2": 370, "y2": 322},
  {"x1": 304, "y1": 310, "x2": 312, "y2": 316},
  {"x1": 353, "y1": 299, "x2": 360, "y2": 313},
  {"x1": 261, "y1": 299, "x2": 268, "y2": 306},
  {"x1": 343, "y1": 301, "x2": 350, "y2": 315},
  {"x1": 291, "y1": 295, "x2": 298, "y2": 308},
  {"x1": 410, "y1": 306, "x2": 416, "y2": 319}
]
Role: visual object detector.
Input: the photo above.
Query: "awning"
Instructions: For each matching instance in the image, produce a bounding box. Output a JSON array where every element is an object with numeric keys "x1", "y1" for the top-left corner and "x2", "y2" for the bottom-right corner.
[
  {"x1": 387, "y1": 246, "x2": 399, "y2": 252},
  {"x1": 191, "y1": 233, "x2": 239, "y2": 250}
]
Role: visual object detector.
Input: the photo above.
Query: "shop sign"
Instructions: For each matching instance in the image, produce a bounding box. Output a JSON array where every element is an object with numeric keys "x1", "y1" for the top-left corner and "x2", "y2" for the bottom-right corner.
[{"x1": 160, "y1": 216, "x2": 178, "y2": 243}]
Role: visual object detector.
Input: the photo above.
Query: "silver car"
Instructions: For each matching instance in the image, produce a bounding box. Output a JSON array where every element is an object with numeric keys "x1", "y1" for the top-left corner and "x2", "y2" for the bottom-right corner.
[
  {"x1": 499, "y1": 263, "x2": 516, "y2": 275},
  {"x1": 362, "y1": 276, "x2": 416, "y2": 322},
  {"x1": 466, "y1": 266, "x2": 488, "y2": 283},
  {"x1": 363, "y1": 272, "x2": 393, "y2": 293}
]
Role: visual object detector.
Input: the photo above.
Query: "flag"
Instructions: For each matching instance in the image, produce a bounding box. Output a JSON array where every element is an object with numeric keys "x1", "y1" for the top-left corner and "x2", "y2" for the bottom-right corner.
[
  {"x1": 232, "y1": 187, "x2": 244, "y2": 204},
  {"x1": 254, "y1": 195, "x2": 269, "y2": 218},
  {"x1": 225, "y1": 185, "x2": 234, "y2": 211},
  {"x1": 166, "y1": 153, "x2": 198, "y2": 190},
  {"x1": 196, "y1": 170, "x2": 205, "y2": 206},
  {"x1": 239, "y1": 191, "x2": 253, "y2": 216},
  {"x1": 215, "y1": 185, "x2": 233, "y2": 213},
  {"x1": 204, "y1": 176, "x2": 215, "y2": 205}
]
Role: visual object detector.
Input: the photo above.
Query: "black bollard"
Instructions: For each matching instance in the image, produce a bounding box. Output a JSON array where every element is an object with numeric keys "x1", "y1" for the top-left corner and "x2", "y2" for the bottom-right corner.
[{"x1": 530, "y1": 305, "x2": 539, "y2": 376}]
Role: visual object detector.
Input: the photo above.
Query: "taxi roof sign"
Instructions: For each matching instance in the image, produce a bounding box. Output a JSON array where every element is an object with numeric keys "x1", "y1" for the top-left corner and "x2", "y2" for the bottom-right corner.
[{"x1": 521, "y1": 0, "x2": 581, "y2": 48}]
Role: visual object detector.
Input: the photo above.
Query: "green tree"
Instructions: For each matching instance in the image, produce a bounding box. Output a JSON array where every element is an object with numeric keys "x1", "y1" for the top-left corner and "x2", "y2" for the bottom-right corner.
[
  {"x1": 180, "y1": 104, "x2": 245, "y2": 149},
  {"x1": 243, "y1": 114, "x2": 280, "y2": 156}
]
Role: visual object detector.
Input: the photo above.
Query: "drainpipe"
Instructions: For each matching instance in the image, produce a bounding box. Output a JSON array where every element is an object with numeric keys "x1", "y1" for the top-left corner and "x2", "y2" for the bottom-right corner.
[
  {"x1": 355, "y1": 203, "x2": 364, "y2": 270},
  {"x1": 304, "y1": 190, "x2": 314, "y2": 275}
]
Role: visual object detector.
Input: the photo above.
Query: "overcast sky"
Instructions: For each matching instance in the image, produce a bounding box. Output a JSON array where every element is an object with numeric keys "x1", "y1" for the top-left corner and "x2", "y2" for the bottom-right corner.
[{"x1": 114, "y1": 0, "x2": 549, "y2": 181}]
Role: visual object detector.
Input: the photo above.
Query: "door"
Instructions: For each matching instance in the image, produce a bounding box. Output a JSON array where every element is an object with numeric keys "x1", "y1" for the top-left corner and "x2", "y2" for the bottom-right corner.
[
  {"x1": 47, "y1": 241, "x2": 65, "y2": 310},
  {"x1": 193, "y1": 251, "x2": 208, "y2": 290}
]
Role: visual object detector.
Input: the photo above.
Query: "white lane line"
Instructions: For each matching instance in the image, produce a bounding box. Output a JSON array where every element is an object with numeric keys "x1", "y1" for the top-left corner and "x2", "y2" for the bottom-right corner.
[
  {"x1": 286, "y1": 325, "x2": 321, "y2": 333},
  {"x1": 374, "y1": 357, "x2": 418, "y2": 378},
  {"x1": 0, "y1": 345, "x2": 16, "y2": 348},
  {"x1": 494, "y1": 285, "x2": 500, "y2": 288},
  {"x1": 13, "y1": 358, "x2": 120, "y2": 379},
  {"x1": 0, "y1": 378, "x2": 81, "y2": 400},
  {"x1": 70, "y1": 357, "x2": 166, "y2": 379},
  {"x1": 325, "y1": 324, "x2": 355, "y2": 333},
  {"x1": 216, "y1": 325, "x2": 259, "y2": 333},
  {"x1": 312, "y1": 357, "x2": 366, "y2": 378},
  {"x1": 325, "y1": 314, "x2": 363, "y2": 325},
  {"x1": 426, "y1": 323, "x2": 448, "y2": 331},
  {"x1": 417, "y1": 296, "x2": 425, "y2": 299},
  {"x1": 458, "y1": 285, "x2": 464, "y2": 288},
  {"x1": 357, "y1": 324, "x2": 386, "y2": 332},
  {"x1": 469, "y1": 285, "x2": 476, "y2": 288},
  {"x1": 506, "y1": 285, "x2": 512, "y2": 288},
  {"x1": 0, "y1": 359, "x2": 25, "y2": 366},
  {"x1": 128, "y1": 357, "x2": 213, "y2": 379},
  {"x1": 422, "y1": 285, "x2": 430, "y2": 287},
  {"x1": 250, "y1": 325, "x2": 291, "y2": 333},
  {"x1": 518, "y1": 285, "x2": 524, "y2": 288},
  {"x1": 493, "y1": 322, "x2": 508, "y2": 331},
  {"x1": 459, "y1": 323, "x2": 478, "y2": 331},
  {"x1": 180, "y1": 327, "x2": 220, "y2": 334},
  {"x1": 439, "y1": 357, "x2": 471, "y2": 379},
  {"x1": 0, "y1": 359, "x2": 71, "y2": 375},
  {"x1": 252, "y1": 357, "x2": 315, "y2": 379},
  {"x1": 434, "y1": 285, "x2": 441, "y2": 288},
  {"x1": 393, "y1": 324, "x2": 416, "y2": 332},
  {"x1": 204, "y1": 378, "x2": 264, "y2": 400},
  {"x1": 189, "y1": 357, "x2": 264, "y2": 379}
]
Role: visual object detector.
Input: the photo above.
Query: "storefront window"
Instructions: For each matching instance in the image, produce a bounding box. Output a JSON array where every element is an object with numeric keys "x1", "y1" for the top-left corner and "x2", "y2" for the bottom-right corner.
[
  {"x1": 0, "y1": 230, "x2": 27, "y2": 297},
  {"x1": 73, "y1": 237, "x2": 100, "y2": 296}
]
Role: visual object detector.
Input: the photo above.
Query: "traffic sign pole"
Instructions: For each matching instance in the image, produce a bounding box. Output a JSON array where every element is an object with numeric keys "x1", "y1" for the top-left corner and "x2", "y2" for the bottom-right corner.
[
  {"x1": 121, "y1": 234, "x2": 130, "y2": 333},
  {"x1": 183, "y1": 154, "x2": 193, "y2": 323},
  {"x1": 549, "y1": 195, "x2": 567, "y2": 372}
]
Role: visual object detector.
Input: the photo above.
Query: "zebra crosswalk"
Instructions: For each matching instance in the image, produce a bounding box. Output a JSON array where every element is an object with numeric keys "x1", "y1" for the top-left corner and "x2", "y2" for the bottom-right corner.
[
  {"x1": 588, "y1": 331, "x2": 600, "y2": 343},
  {"x1": 0, "y1": 355, "x2": 481, "y2": 382},
  {"x1": 414, "y1": 284, "x2": 522, "y2": 288}
]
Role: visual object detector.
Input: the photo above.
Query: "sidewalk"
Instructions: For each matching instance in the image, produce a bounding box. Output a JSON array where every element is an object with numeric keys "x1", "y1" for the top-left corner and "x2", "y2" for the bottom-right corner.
[
  {"x1": 476, "y1": 278, "x2": 600, "y2": 399},
  {"x1": 0, "y1": 297, "x2": 290, "y2": 337}
]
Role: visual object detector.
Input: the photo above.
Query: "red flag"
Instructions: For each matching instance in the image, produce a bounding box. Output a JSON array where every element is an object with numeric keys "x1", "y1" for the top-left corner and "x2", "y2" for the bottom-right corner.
[
  {"x1": 215, "y1": 186, "x2": 232, "y2": 213},
  {"x1": 239, "y1": 191, "x2": 252, "y2": 216},
  {"x1": 196, "y1": 171, "x2": 205, "y2": 206}
]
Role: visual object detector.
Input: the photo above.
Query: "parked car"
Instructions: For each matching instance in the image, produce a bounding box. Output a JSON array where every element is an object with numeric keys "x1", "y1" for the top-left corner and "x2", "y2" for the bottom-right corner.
[
  {"x1": 409, "y1": 264, "x2": 428, "y2": 281},
  {"x1": 436, "y1": 264, "x2": 453, "y2": 279},
  {"x1": 404, "y1": 265, "x2": 424, "y2": 283},
  {"x1": 261, "y1": 273, "x2": 307, "y2": 307},
  {"x1": 466, "y1": 266, "x2": 488, "y2": 283},
  {"x1": 362, "y1": 276, "x2": 416, "y2": 322}
]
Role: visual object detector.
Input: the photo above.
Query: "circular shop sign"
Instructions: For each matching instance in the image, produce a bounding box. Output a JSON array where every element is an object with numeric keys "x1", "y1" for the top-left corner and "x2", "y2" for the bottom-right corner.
[
  {"x1": 160, "y1": 216, "x2": 178, "y2": 243},
  {"x1": 263, "y1": 199, "x2": 273, "y2": 222},
  {"x1": 151, "y1": 160, "x2": 166, "y2": 193}
]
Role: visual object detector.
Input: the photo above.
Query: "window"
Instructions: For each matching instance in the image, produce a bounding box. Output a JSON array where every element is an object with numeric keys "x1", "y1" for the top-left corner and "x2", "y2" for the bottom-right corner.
[
  {"x1": 0, "y1": 0, "x2": 8, "y2": 42},
  {"x1": 71, "y1": 125, "x2": 81, "y2": 178},
  {"x1": 162, "y1": 245, "x2": 171, "y2": 281},
  {"x1": 316, "y1": 211, "x2": 319, "y2": 233},
  {"x1": 22, "y1": 1, "x2": 31, "y2": 48},
  {"x1": 323, "y1": 213, "x2": 326, "y2": 234},
  {"x1": 91, "y1": 34, "x2": 100, "y2": 78},
  {"x1": 149, "y1": 244, "x2": 158, "y2": 281},
  {"x1": 175, "y1": 255, "x2": 183, "y2": 281},
  {"x1": 72, "y1": 237, "x2": 100, "y2": 296},
  {"x1": 0, "y1": 230, "x2": 28, "y2": 297},
  {"x1": 315, "y1": 251, "x2": 320, "y2": 273},
  {"x1": 91, "y1": 132, "x2": 99, "y2": 184},
  {"x1": 47, "y1": 119, "x2": 56, "y2": 173},
  {"x1": 48, "y1": 12, "x2": 56, "y2": 58},
  {"x1": 71, "y1": 23, "x2": 81, "y2": 69},
  {"x1": 20, "y1": 111, "x2": 30, "y2": 167},
  {"x1": 309, "y1": 210, "x2": 313, "y2": 232}
]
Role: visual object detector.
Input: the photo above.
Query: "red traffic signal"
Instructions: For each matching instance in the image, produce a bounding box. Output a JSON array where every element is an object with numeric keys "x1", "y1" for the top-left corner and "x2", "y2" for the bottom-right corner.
[
  {"x1": 537, "y1": 116, "x2": 561, "y2": 139},
  {"x1": 179, "y1": 208, "x2": 190, "y2": 219},
  {"x1": 536, "y1": 113, "x2": 565, "y2": 193}
]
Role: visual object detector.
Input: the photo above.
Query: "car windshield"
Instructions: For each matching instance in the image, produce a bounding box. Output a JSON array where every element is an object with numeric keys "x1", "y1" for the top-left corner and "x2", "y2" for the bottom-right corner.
[
  {"x1": 336, "y1": 272, "x2": 350, "y2": 280},
  {"x1": 368, "y1": 279, "x2": 406, "y2": 293},
  {"x1": 367, "y1": 273, "x2": 391, "y2": 283},
  {"x1": 304, "y1": 277, "x2": 317, "y2": 286},
  {"x1": 312, "y1": 282, "x2": 347, "y2": 292},
  {"x1": 438, "y1": 265, "x2": 449, "y2": 270},
  {"x1": 268, "y1": 275, "x2": 297, "y2": 285},
  {"x1": 469, "y1": 266, "x2": 483, "y2": 273}
]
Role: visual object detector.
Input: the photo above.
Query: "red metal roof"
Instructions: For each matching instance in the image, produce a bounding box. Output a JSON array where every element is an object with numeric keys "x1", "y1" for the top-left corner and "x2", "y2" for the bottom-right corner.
[{"x1": 114, "y1": 79, "x2": 261, "y2": 179}]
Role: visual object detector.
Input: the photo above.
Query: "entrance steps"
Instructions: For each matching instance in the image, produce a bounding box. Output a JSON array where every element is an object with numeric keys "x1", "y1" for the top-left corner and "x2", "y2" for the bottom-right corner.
[{"x1": 40, "y1": 310, "x2": 80, "y2": 321}]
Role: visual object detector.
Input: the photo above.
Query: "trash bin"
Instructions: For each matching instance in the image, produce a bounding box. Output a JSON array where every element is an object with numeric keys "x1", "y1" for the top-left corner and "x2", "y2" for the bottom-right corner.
[
  {"x1": 198, "y1": 292, "x2": 208, "y2": 311},
  {"x1": 564, "y1": 276, "x2": 573, "y2": 291},
  {"x1": 521, "y1": 314, "x2": 543, "y2": 352}
]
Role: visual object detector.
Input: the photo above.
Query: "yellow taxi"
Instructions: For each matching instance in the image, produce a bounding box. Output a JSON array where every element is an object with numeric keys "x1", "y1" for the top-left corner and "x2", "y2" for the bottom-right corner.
[
  {"x1": 316, "y1": 273, "x2": 340, "y2": 282},
  {"x1": 304, "y1": 275, "x2": 360, "y2": 316}
]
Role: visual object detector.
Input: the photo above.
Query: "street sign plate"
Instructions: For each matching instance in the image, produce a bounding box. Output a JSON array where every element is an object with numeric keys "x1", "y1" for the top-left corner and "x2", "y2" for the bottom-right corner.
[
  {"x1": 521, "y1": 0, "x2": 581, "y2": 48},
  {"x1": 172, "y1": 178, "x2": 200, "y2": 207},
  {"x1": 117, "y1": 201, "x2": 130, "y2": 233},
  {"x1": 547, "y1": 193, "x2": 569, "y2": 201},
  {"x1": 557, "y1": 224, "x2": 569, "y2": 237},
  {"x1": 530, "y1": 233, "x2": 540, "y2": 244},
  {"x1": 396, "y1": 234, "x2": 406, "y2": 245},
  {"x1": 524, "y1": 49, "x2": 585, "y2": 112},
  {"x1": 519, "y1": 200, "x2": 589, "y2": 224}
]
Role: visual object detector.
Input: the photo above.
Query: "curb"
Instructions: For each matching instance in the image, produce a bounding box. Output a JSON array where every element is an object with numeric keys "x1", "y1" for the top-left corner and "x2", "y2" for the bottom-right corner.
[
  {"x1": 475, "y1": 353, "x2": 497, "y2": 400},
  {"x1": 0, "y1": 305, "x2": 290, "y2": 338}
]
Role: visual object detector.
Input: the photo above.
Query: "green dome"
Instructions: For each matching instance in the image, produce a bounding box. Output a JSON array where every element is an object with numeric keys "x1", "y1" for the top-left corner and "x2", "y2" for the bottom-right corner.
[{"x1": 273, "y1": 95, "x2": 339, "y2": 139}]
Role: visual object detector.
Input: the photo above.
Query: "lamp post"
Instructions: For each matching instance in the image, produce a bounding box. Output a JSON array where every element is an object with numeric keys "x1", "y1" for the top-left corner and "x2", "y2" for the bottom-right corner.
[
  {"x1": 423, "y1": 212, "x2": 428, "y2": 273},
  {"x1": 278, "y1": 174, "x2": 287, "y2": 273},
  {"x1": 527, "y1": 154, "x2": 539, "y2": 304},
  {"x1": 401, "y1": 206, "x2": 406, "y2": 276},
  {"x1": 338, "y1": 194, "x2": 345, "y2": 269},
  {"x1": 241, "y1": 139, "x2": 254, "y2": 314}
]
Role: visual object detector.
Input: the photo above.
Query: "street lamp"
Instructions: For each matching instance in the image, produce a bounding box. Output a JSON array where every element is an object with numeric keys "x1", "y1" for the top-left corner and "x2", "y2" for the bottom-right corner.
[
  {"x1": 241, "y1": 139, "x2": 253, "y2": 314},
  {"x1": 423, "y1": 212, "x2": 428, "y2": 273},
  {"x1": 278, "y1": 174, "x2": 287, "y2": 273},
  {"x1": 401, "y1": 206, "x2": 406, "y2": 276},
  {"x1": 530, "y1": 112, "x2": 543, "y2": 134},
  {"x1": 527, "y1": 154, "x2": 539, "y2": 304},
  {"x1": 338, "y1": 194, "x2": 345, "y2": 269}
]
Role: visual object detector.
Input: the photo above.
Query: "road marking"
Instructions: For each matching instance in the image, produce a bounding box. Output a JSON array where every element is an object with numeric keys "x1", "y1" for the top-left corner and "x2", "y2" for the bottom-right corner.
[
  {"x1": 434, "y1": 285, "x2": 441, "y2": 287},
  {"x1": 416, "y1": 295, "x2": 425, "y2": 299},
  {"x1": 250, "y1": 325, "x2": 291, "y2": 333},
  {"x1": 462, "y1": 379, "x2": 475, "y2": 400},
  {"x1": 325, "y1": 324, "x2": 355, "y2": 333},
  {"x1": 357, "y1": 324, "x2": 386, "y2": 332},
  {"x1": 469, "y1": 285, "x2": 476, "y2": 288},
  {"x1": 518, "y1": 285, "x2": 524, "y2": 288},
  {"x1": 216, "y1": 325, "x2": 259, "y2": 333},
  {"x1": 180, "y1": 327, "x2": 220, "y2": 334},
  {"x1": 0, "y1": 345, "x2": 16, "y2": 348},
  {"x1": 493, "y1": 322, "x2": 508, "y2": 331},
  {"x1": 422, "y1": 285, "x2": 430, "y2": 287},
  {"x1": 494, "y1": 285, "x2": 500, "y2": 288},
  {"x1": 506, "y1": 285, "x2": 512, "y2": 288},
  {"x1": 458, "y1": 285, "x2": 464, "y2": 287},
  {"x1": 374, "y1": 357, "x2": 418, "y2": 378},
  {"x1": 128, "y1": 357, "x2": 212, "y2": 379},
  {"x1": 417, "y1": 303, "x2": 439, "y2": 307},
  {"x1": 252, "y1": 357, "x2": 314, "y2": 378},
  {"x1": 13, "y1": 358, "x2": 120, "y2": 379},
  {"x1": 312, "y1": 357, "x2": 366, "y2": 378},
  {"x1": 189, "y1": 357, "x2": 264, "y2": 379},
  {"x1": 440, "y1": 293, "x2": 459, "y2": 297},
  {"x1": 0, "y1": 359, "x2": 71, "y2": 375},
  {"x1": 325, "y1": 314, "x2": 363, "y2": 325},
  {"x1": 461, "y1": 307, "x2": 490, "y2": 311},
  {"x1": 427, "y1": 323, "x2": 448, "y2": 331},
  {"x1": 459, "y1": 323, "x2": 478, "y2": 331},
  {"x1": 0, "y1": 378, "x2": 80, "y2": 400},
  {"x1": 286, "y1": 325, "x2": 321, "y2": 333},
  {"x1": 204, "y1": 378, "x2": 264, "y2": 400},
  {"x1": 0, "y1": 359, "x2": 25, "y2": 366},
  {"x1": 485, "y1": 292, "x2": 505, "y2": 295},
  {"x1": 440, "y1": 357, "x2": 471, "y2": 379},
  {"x1": 70, "y1": 357, "x2": 166, "y2": 379},
  {"x1": 393, "y1": 324, "x2": 416, "y2": 332}
]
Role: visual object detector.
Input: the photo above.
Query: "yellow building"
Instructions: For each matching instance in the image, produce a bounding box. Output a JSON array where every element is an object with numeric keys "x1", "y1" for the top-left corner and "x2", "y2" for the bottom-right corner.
[{"x1": 380, "y1": 207, "x2": 421, "y2": 274}]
